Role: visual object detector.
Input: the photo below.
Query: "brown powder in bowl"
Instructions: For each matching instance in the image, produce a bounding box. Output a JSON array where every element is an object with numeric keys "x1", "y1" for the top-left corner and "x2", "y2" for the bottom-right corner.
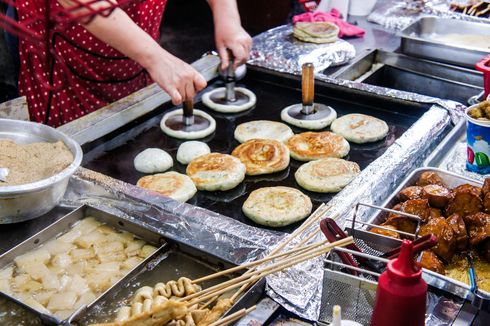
[{"x1": 0, "y1": 139, "x2": 74, "y2": 186}]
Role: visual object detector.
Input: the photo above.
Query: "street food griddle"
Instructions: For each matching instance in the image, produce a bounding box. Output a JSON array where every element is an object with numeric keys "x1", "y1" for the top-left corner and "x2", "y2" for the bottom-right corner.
[{"x1": 82, "y1": 66, "x2": 431, "y2": 233}]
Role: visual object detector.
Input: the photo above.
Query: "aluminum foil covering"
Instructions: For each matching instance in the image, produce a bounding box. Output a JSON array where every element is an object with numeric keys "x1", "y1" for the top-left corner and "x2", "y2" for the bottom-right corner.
[
  {"x1": 60, "y1": 167, "x2": 285, "y2": 266},
  {"x1": 369, "y1": 0, "x2": 490, "y2": 31},
  {"x1": 249, "y1": 24, "x2": 356, "y2": 74}
]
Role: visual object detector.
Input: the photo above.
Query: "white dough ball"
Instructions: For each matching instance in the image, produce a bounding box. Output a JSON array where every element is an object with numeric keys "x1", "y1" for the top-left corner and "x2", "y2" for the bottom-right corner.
[
  {"x1": 134, "y1": 148, "x2": 173, "y2": 173},
  {"x1": 176, "y1": 141, "x2": 211, "y2": 165}
]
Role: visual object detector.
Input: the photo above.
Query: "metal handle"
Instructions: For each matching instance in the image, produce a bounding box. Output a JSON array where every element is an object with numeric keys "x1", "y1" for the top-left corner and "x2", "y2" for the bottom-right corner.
[
  {"x1": 225, "y1": 49, "x2": 236, "y2": 102},
  {"x1": 301, "y1": 62, "x2": 314, "y2": 114},
  {"x1": 183, "y1": 99, "x2": 194, "y2": 126}
]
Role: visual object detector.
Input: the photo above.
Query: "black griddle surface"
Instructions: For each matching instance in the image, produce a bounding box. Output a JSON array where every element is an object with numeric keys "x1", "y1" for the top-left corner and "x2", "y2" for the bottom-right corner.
[{"x1": 83, "y1": 68, "x2": 430, "y2": 233}]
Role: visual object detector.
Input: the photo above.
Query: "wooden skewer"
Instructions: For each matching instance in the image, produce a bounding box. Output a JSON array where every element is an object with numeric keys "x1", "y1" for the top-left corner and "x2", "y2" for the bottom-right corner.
[
  {"x1": 188, "y1": 237, "x2": 353, "y2": 306},
  {"x1": 189, "y1": 240, "x2": 328, "y2": 301},
  {"x1": 228, "y1": 207, "x2": 335, "y2": 301},
  {"x1": 208, "y1": 306, "x2": 256, "y2": 326},
  {"x1": 193, "y1": 237, "x2": 329, "y2": 284}
]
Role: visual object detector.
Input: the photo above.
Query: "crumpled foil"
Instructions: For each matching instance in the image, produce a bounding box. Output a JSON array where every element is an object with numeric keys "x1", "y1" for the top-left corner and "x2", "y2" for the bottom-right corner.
[
  {"x1": 369, "y1": 0, "x2": 490, "y2": 31},
  {"x1": 61, "y1": 167, "x2": 285, "y2": 266},
  {"x1": 249, "y1": 24, "x2": 356, "y2": 74}
]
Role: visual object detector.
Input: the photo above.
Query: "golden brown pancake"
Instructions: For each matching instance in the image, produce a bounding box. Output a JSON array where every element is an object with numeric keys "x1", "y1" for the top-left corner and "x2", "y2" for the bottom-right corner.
[
  {"x1": 242, "y1": 186, "x2": 312, "y2": 227},
  {"x1": 186, "y1": 153, "x2": 246, "y2": 191},
  {"x1": 136, "y1": 172, "x2": 196, "y2": 202},
  {"x1": 231, "y1": 139, "x2": 290, "y2": 175},
  {"x1": 286, "y1": 131, "x2": 350, "y2": 161}
]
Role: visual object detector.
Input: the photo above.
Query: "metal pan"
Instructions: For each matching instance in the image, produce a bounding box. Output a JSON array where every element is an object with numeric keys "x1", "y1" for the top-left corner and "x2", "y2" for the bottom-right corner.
[
  {"x1": 0, "y1": 119, "x2": 83, "y2": 224},
  {"x1": 82, "y1": 66, "x2": 431, "y2": 233},
  {"x1": 398, "y1": 17, "x2": 490, "y2": 68},
  {"x1": 0, "y1": 205, "x2": 165, "y2": 325},
  {"x1": 331, "y1": 50, "x2": 483, "y2": 105},
  {"x1": 368, "y1": 167, "x2": 490, "y2": 302}
]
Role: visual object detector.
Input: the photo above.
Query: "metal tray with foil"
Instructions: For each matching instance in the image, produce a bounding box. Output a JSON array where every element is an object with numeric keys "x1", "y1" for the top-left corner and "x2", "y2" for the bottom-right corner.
[
  {"x1": 368, "y1": 167, "x2": 490, "y2": 302},
  {"x1": 0, "y1": 205, "x2": 265, "y2": 325},
  {"x1": 398, "y1": 17, "x2": 490, "y2": 68},
  {"x1": 81, "y1": 66, "x2": 431, "y2": 233}
]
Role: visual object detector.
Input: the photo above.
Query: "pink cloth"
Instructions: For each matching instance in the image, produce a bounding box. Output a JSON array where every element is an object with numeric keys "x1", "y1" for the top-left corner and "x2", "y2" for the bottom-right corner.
[{"x1": 292, "y1": 9, "x2": 366, "y2": 38}]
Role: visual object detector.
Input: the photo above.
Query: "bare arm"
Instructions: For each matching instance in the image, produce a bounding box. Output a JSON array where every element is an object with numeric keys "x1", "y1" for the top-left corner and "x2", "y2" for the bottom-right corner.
[
  {"x1": 207, "y1": 0, "x2": 252, "y2": 70},
  {"x1": 58, "y1": 1, "x2": 207, "y2": 104}
]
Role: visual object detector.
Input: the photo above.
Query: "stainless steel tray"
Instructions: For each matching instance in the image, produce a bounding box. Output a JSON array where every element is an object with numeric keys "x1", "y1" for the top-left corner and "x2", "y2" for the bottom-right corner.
[
  {"x1": 0, "y1": 205, "x2": 267, "y2": 325},
  {"x1": 398, "y1": 17, "x2": 490, "y2": 68},
  {"x1": 0, "y1": 205, "x2": 164, "y2": 325},
  {"x1": 331, "y1": 50, "x2": 483, "y2": 105},
  {"x1": 368, "y1": 167, "x2": 489, "y2": 301}
]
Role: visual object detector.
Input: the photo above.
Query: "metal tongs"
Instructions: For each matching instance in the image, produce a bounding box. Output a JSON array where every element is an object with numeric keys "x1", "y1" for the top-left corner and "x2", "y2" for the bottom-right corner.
[
  {"x1": 321, "y1": 215, "x2": 438, "y2": 276},
  {"x1": 0, "y1": 167, "x2": 8, "y2": 183}
]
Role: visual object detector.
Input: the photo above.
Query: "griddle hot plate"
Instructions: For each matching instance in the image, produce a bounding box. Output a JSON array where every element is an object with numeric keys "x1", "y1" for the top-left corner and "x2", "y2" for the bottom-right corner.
[{"x1": 82, "y1": 67, "x2": 430, "y2": 233}]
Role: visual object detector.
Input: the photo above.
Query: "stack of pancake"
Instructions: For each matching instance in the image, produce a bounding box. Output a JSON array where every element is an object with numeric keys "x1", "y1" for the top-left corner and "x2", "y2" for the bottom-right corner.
[{"x1": 293, "y1": 22, "x2": 339, "y2": 44}]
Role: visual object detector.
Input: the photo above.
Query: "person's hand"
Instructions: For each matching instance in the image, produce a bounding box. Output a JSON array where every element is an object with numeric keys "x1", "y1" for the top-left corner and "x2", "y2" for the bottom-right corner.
[
  {"x1": 145, "y1": 50, "x2": 207, "y2": 105},
  {"x1": 215, "y1": 23, "x2": 252, "y2": 71}
]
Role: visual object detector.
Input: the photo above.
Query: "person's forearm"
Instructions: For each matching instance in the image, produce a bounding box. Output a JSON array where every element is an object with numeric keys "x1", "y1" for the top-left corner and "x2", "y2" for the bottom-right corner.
[
  {"x1": 207, "y1": 0, "x2": 241, "y2": 29},
  {"x1": 58, "y1": 1, "x2": 165, "y2": 70}
]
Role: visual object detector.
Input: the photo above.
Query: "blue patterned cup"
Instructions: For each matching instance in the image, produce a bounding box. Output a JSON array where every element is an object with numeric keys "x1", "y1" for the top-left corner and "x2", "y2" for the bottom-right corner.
[{"x1": 466, "y1": 104, "x2": 490, "y2": 174}]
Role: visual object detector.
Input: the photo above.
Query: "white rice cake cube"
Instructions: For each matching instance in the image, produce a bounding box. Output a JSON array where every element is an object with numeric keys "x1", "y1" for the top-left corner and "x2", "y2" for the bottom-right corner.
[
  {"x1": 71, "y1": 217, "x2": 102, "y2": 235},
  {"x1": 33, "y1": 290, "x2": 55, "y2": 306},
  {"x1": 85, "y1": 272, "x2": 114, "y2": 292},
  {"x1": 41, "y1": 272, "x2": 60, "y2": 290},
  {"x1": 0, "y1": 266, "x2": 13, "y2": 280},
  {"x1": 13, "y1": 274, "x2": 31, "y2": 290},
  {"x1": 14, "y1": 249, "x2": 50, "y2": 268},
  {"x1": 58, "y1": 229, "x2": 82, "y2": 243},
  {"x1": 93, "y1": 262, "x2": 120, "y2": 274},
  {"x1": 19, "y1": 280, "x2": 43, "y2": 293},
  {"x1": 70, "y1": 248, "x2": 96, "y2": 261},
  {"x1": 19, "y1": 262, "x2": 51, "y2": 281},
  {"x1": 51, "y1": 253, "x2": 72, "y2": 269},
  {"x1": 139, "y1": 245, "x2": 157, "y2": 258},
  {"x1": 47, "y1": 291, "x2": 77, "y2": 311},
  {"x1": 105, "y1": 231, "x2": 134, "y2": 245},
  {"x1": 125, "y1": 240, "x2": 145, "y2": 257},
  {"x1": 74, "y1": 291, "x2": 96, "y2": 309},
  {"x1": 65, "y1": 274, "x2": 89, "y2": 296},
  {"x1": 122, "y1": 256, "x2": 143, "y2": 271},
  {"x1": 94, "y1": 241, "x2": 125, "y2": 263},
  {"x1": 0, "y1": 278, "x2": 12, "y2": 295},
  {"x1": 17, "y1": 294, "x2": 50, "y2": 314},
  {"x1": 43, "y1": 240, "x2": 75, "y2": 256},
  {"x1": 75, "y1": 230, "x2": 107, "y2": 249}
]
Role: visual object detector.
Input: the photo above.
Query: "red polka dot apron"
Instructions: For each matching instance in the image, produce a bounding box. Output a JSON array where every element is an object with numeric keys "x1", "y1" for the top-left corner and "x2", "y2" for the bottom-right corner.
[{"x1": 16, "y1": 0, "x2": 167, "y2": 127}]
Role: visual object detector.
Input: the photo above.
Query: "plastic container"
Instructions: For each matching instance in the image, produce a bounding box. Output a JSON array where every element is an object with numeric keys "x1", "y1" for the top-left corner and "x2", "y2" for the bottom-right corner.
[
  {"x1": 466, "y1": 104, "x2": 490, "y2": 174},
  {"x1": 475, "y1": 54, "x2": 490, "y2": 99},
  {"x1": 349, "y1": 0, "x2": 377, "y2": 16},
  {"x1": 370, "y1": 240, "x2": 427, "y2": 326}
]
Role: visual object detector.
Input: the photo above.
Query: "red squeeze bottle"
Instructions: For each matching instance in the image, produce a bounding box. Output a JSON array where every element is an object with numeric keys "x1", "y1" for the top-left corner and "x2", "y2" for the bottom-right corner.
[{"x1": 370, "y1": 240, "x2": 427, "y2": 326}]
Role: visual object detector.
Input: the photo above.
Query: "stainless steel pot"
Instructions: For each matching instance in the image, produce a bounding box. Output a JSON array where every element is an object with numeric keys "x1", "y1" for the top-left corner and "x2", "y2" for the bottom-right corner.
[{"x1": 0, "y1": 119, "x2": 82, "y2": 223}]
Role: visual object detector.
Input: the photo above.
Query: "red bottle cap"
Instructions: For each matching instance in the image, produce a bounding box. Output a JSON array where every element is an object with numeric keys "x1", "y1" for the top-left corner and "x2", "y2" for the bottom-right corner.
[{"x1": 387, "y1": 240, "x2": 422, "y2": 283}]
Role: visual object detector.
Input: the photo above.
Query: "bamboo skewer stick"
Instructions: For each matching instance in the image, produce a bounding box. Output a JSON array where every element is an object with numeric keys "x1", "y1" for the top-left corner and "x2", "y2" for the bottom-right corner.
[
  {"x1": 229, "y1": 208, "x2": 336, "y2": 302},
  {"x1": 192, "y1": 238, "x2": 330, "y2": 284},
  {"x1": 187, "y1": 237, "x2": 353, "y2": 306},
  {"x1": 209, "y1": 306, "x2": 257, "y2": 326}
]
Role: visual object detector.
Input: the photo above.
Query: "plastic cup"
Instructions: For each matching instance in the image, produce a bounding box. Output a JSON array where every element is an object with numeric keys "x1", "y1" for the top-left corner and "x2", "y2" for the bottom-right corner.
[{"x1": 466, "y1": 104, "x2": 490, "y2": 174}]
